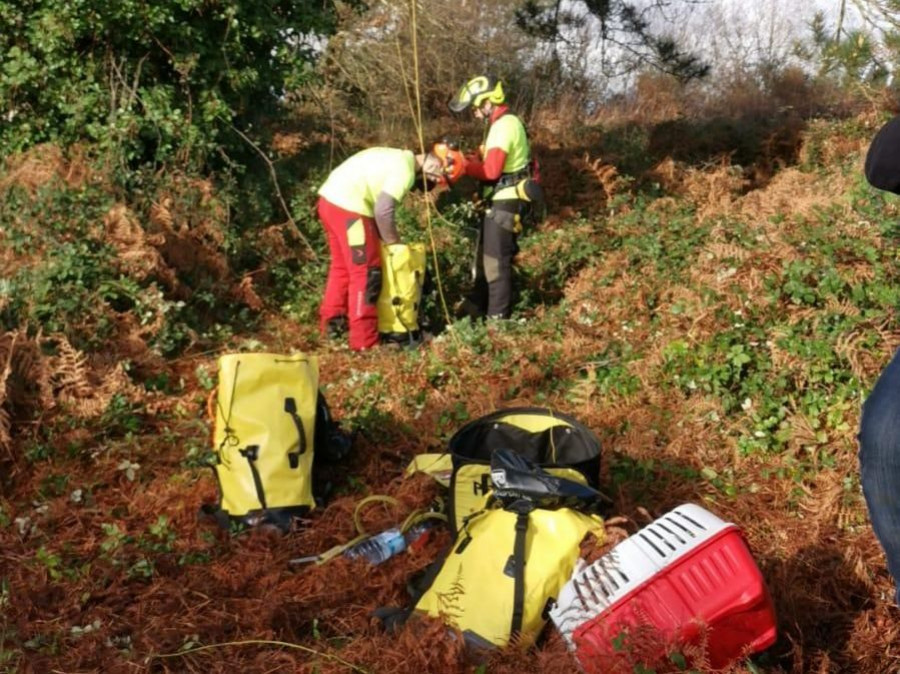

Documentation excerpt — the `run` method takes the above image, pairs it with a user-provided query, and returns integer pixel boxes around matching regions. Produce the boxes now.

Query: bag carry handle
[284,397,308,467]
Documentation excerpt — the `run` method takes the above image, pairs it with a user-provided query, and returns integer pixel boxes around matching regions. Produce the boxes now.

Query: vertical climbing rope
[406,0,460,346]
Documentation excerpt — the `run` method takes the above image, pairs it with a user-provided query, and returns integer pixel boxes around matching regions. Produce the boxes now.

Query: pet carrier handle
[284,397,308,468]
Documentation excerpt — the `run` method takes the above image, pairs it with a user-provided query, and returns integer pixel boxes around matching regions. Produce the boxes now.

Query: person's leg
[459,220,488,319]
[318,198,350,334]
[859,347,900,604]
[345,215,381,350]
[482,205,519,319]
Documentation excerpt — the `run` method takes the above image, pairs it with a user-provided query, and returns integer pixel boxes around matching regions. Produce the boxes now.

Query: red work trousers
[318,197,382,350]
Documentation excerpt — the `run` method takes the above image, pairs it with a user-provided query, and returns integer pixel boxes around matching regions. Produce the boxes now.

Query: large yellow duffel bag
[209,352,349,530]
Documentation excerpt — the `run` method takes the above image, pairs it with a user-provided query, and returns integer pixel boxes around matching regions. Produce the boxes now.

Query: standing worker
[317,146,461,350]
[449,75,541,320]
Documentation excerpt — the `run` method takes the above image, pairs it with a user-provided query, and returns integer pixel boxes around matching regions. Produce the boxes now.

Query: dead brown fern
[0,331,17,458]
[0,143,92,194]
[576,152,623,200]
[146,176,230,285]
[0,144,65,193]
[683,160,747,218]
[834,328,870,381]
[0,329,60,460]
[256,225,296,264]
[47,336,143,418]
[105,204,178,289]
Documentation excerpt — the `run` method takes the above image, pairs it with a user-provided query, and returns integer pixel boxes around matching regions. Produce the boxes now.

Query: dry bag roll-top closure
[446,407,602,535]
[210,353,329,530]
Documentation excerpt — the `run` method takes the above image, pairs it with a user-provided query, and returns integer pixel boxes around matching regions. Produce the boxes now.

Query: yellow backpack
[209,353,348,530]
[414,503,605,648]
[447,408,601,535]
[378,242,427,342]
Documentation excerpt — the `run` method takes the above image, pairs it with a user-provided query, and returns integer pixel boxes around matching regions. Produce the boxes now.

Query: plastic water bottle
[344,521,435,565]
[344,527,407,565]
[403,521,434,551]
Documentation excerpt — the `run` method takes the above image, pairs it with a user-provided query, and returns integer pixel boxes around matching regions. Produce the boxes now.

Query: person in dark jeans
[859,347,900,604]
[859,116,900,604]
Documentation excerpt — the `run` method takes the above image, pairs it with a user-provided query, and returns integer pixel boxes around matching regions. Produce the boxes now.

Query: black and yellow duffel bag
[377,242,427,344]
[207,352,350,530]
[447,407,601,534]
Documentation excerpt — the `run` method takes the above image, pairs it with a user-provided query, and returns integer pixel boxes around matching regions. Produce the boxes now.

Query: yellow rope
[400,508,448,534]
[352,494,401,535]
[295,492,448,565]
[293,495,401,564]
[149,639,369,673]
[407,0,461,350]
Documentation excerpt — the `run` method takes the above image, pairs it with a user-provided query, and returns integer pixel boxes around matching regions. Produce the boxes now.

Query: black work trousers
[467,201,520,319]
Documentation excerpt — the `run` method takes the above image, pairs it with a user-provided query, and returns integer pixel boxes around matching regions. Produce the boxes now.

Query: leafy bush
[0,0,358,166]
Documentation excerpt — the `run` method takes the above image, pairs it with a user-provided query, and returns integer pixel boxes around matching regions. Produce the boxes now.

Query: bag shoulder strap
[509,502,532,638]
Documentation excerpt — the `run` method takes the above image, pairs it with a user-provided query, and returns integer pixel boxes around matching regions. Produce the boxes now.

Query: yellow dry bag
[378,242,426,342]
[210,353,321,529]
[414,504,605,648]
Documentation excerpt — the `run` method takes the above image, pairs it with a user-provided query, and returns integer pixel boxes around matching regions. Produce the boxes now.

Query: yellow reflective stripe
[496,413,571,434]
[491,185,519,201]
[515,180,530,201]
[347,219,365,247]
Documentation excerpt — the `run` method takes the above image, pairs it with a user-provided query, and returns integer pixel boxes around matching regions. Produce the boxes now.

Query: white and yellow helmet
[448,75,505,113]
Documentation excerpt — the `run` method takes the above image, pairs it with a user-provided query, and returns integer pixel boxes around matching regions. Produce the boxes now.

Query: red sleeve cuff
[466,148,507,182]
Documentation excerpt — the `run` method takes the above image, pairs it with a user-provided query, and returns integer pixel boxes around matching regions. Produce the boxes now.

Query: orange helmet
[432,141,466,185]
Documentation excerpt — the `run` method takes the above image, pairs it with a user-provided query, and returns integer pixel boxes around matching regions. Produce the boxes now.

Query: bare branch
[228,123,319,260]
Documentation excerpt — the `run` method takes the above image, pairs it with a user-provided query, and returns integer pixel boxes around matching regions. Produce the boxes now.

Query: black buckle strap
[472,472,491,496]
[238,445,267,509]
[509,500,533,639]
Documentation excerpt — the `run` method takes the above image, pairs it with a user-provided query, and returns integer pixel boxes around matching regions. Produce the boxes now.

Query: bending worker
[317,146,460,350]
[449,75,539,320]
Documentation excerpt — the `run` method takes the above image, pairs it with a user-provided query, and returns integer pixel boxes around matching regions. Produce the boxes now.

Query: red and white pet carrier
[550,504,777,672]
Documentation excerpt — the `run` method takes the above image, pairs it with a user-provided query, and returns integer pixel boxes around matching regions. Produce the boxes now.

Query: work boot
[453,297,485,321]
[325,315,349,340]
